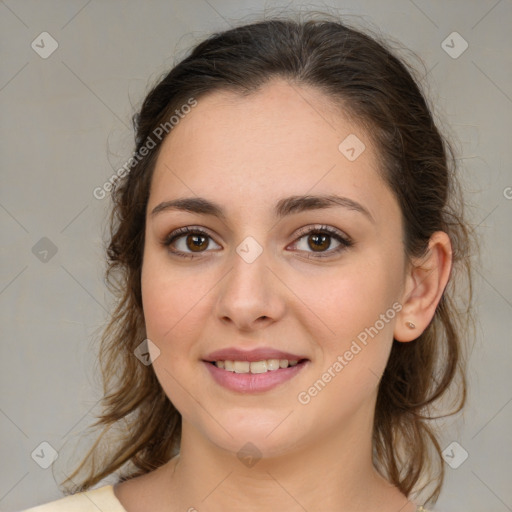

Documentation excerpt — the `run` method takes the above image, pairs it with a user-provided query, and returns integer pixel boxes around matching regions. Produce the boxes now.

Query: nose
[214,246,286,332]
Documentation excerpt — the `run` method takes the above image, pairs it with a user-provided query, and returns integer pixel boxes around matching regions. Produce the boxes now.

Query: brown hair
[62,13,473,505]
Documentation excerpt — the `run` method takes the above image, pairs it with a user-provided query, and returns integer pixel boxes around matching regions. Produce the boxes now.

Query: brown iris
[186,233,209,252]
[308,233,330,252]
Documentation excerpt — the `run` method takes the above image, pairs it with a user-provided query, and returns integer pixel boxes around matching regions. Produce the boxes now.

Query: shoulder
[20,485,127,512]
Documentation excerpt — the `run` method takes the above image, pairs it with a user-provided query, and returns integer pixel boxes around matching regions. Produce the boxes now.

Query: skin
[113,79,452,512]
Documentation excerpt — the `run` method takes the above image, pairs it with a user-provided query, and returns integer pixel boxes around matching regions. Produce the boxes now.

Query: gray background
[1,1,511,511]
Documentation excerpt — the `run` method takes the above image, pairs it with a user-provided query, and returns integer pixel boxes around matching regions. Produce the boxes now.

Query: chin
[196,411,307,461]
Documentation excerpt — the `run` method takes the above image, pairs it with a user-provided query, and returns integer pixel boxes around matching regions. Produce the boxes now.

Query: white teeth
[267,359,280,371]
[250,360,267,373]
[214,358,300,373]
[233,361,250,373]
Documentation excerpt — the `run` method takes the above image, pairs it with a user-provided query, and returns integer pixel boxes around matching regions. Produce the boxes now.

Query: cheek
[141,255,186,336]
[293,258,403,385]
[140,252,219,359]
[298,262,401,338]
[292,266,401,420]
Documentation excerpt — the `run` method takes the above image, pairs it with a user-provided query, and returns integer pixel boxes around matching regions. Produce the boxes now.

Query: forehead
[156,80,367,166]
[149,79,396,221]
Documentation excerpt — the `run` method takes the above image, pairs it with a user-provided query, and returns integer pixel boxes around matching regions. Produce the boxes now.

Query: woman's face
[141,79,407,457]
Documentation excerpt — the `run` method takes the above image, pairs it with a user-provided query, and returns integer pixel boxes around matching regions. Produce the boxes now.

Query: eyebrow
[150,194,374,223]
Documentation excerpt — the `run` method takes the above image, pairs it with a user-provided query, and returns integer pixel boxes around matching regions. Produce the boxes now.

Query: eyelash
[162,225,353,260]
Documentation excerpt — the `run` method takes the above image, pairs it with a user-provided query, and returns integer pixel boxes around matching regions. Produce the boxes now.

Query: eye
[289,225,353,258]
[163,227,221,258]
[163,224,353,260]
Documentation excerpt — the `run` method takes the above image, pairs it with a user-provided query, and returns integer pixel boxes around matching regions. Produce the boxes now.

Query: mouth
[202,358,310,393]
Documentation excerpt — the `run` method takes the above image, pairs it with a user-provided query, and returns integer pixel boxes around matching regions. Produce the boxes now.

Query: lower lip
[203,360,308,393]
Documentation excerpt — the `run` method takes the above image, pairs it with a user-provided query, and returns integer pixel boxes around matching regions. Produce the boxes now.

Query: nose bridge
[215,239,283,329]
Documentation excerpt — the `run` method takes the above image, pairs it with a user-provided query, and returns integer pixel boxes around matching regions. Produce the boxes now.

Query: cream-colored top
[20,484,431,511]
[20,485,127,512]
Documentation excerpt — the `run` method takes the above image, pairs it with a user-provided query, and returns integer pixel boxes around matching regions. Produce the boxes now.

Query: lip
[203,347,308,363]
[203,359,309,393]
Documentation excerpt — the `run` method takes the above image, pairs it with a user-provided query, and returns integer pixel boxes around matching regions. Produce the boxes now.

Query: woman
[24,13,472,512]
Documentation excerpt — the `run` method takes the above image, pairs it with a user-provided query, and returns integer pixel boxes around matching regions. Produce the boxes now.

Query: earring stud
[406,321,416,329]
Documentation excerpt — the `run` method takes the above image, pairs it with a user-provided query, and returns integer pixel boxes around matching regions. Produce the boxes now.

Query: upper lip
[203,347,308,363]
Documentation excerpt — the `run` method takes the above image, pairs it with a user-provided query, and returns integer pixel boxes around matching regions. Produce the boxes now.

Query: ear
[394,231,453,342]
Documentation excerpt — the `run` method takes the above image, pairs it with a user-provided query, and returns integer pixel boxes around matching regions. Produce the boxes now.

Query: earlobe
[394,231,453,342]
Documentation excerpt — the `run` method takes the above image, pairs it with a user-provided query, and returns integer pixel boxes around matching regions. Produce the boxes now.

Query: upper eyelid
[294,224,351,241]
[164,226,218,244]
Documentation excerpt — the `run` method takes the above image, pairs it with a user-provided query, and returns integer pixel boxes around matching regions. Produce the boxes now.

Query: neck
[156,401,415,512]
